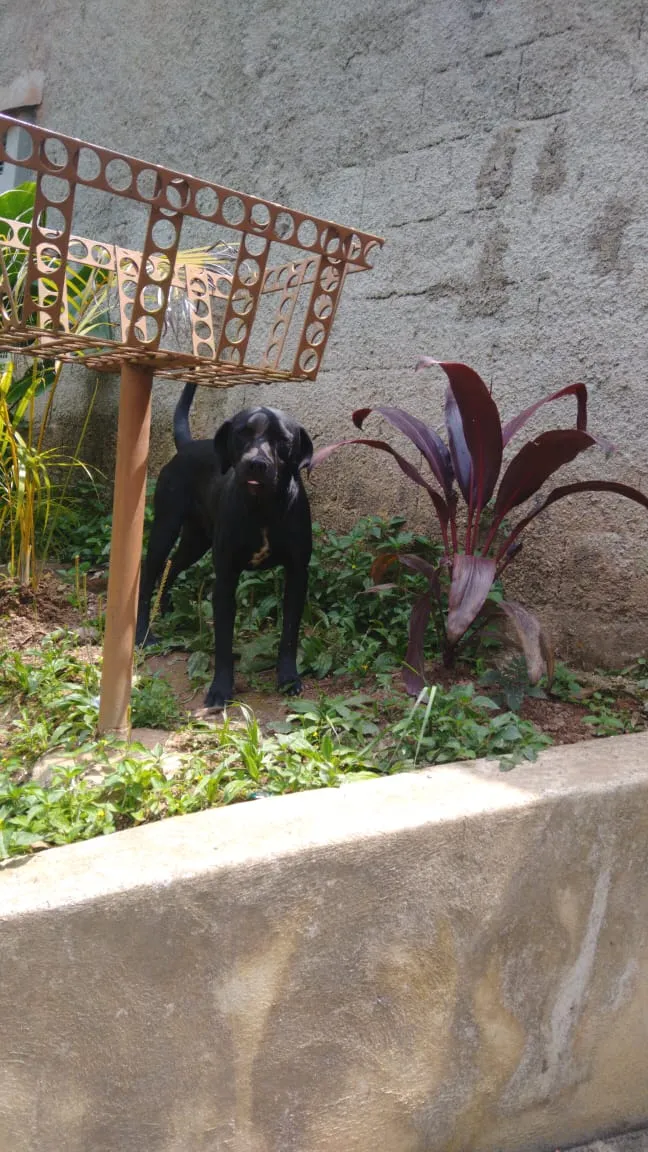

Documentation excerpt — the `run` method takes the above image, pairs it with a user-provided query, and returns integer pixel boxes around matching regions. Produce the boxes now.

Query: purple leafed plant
[310,360,648,695]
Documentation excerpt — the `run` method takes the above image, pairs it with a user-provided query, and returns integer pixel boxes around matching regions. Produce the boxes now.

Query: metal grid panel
[0,113,382,388]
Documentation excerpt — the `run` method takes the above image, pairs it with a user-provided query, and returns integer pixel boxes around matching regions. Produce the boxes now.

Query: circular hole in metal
[35,273,59,302]
[324,230,341,256]
[225,317,247,344]
[42,137,69,170]
[279,298,293,316]
[151,218,178,251]
[271,320,286,340]
[197,341,212,358]
[214,276,232,298]
[91,243,112,266]
[320,265,341,293]
[122,280,137,299]
[119,256,139,276]
[195,321,212,340]
[41,174,72,204]
[231,287,254,316]
[274,212,294,241]
[266,343,280,362]
[193,298,209,317]
[68,238,89,261]
[134,315,159,343]
[222,195,246,227]
[164,178,191,210]
[346,233,363,260]
[306,321,326,346]
[251,202,271,229]
[5,126,33,162]
[124,301,134,319]
[37,206,66,236]
[140,285,164,314]
[77,146,101,181]
[38,243,62,265]
[219,346,241,364]
[297,219,317,248]
[194,186,219,218]
[299,348,319,373]
[313,294,333,320]
[244,233,266,257]
[238,259,260,287]
[147,254,171,283]
[105,157,133,192]
[136,168,160,200]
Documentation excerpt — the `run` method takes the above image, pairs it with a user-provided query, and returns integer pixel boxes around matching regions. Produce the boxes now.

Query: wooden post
[97,362,154,734]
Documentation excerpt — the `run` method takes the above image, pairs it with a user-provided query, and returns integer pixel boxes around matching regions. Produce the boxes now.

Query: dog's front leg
[205,568,239,708]
[277,560,309,695]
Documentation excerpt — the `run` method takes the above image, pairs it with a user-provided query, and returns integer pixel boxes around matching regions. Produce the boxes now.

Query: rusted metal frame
[126,205,183,350]
[261,259,311,370]
[114,249,141,347]
[0,114,382,269]
[215,237,270,367]
[0,246,20,326]
[185,268,216,360]
[291,254,345,379]
[22,167,77,331]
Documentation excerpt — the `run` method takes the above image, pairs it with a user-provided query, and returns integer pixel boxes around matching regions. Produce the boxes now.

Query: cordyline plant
[310,360,648,694]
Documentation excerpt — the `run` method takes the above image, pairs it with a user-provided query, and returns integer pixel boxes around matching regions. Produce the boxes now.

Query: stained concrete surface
[3,1,648,665]
[569,1133,648,1152]
[2,732,648,1152]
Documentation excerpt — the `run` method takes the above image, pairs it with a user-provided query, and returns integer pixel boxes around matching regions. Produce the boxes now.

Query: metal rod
[97,362,153,734]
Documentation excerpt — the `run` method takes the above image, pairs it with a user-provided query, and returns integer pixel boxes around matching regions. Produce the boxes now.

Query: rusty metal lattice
[0,114,383,386]
[0,114,383,735]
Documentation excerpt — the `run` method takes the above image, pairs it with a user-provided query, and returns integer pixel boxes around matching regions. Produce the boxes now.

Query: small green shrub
[131,673,184,729]
[155,516,445,683]
[386,682,552,770]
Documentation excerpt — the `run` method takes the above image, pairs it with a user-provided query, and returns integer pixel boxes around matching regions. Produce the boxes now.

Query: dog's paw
[204,683,233,710]
[278,675,303,697]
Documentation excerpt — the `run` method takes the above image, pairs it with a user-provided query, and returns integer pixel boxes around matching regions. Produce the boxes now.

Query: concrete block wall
[4,0,648,663]
[2,734,648,1151]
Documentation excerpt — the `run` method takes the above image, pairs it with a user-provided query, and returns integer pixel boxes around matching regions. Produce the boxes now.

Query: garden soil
[0,571,631,747]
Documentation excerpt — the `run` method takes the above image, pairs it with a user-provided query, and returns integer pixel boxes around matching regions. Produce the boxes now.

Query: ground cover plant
[2,506,647,860]
[310,360,648,694]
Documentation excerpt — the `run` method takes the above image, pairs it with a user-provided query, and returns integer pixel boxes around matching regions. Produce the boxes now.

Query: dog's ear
[293,426,313,472]
[213,419,233,474]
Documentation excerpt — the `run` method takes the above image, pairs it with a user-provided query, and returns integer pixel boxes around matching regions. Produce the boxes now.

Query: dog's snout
[248,456,269,477]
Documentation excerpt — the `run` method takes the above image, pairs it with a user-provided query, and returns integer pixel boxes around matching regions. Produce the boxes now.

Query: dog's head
[213,407,313,496]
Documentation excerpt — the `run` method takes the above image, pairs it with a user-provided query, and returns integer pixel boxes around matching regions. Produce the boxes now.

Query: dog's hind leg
[136,512,185,646]
[158,522,210,615]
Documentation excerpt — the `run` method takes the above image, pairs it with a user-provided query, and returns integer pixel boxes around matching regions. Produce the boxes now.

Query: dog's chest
[250,527,271,567]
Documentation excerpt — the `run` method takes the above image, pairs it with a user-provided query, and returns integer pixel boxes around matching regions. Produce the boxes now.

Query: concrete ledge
[2,733,648,1152]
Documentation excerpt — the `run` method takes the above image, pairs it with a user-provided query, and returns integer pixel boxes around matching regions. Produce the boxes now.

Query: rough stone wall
[4,0,648,664]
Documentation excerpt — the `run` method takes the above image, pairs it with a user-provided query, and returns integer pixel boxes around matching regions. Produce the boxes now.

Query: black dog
[135,382,313,708]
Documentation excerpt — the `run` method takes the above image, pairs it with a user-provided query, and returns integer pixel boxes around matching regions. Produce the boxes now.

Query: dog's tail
[173,381,197,449]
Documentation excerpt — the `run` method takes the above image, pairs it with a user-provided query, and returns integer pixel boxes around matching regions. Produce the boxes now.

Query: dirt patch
[144,648,601,743]
[0,569,101,649]
[520,696,590,744]
[143,652,353,727]
[0,572,641,748]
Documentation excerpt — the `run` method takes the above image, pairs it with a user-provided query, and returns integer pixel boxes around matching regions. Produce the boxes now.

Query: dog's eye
[277,441,291,461]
